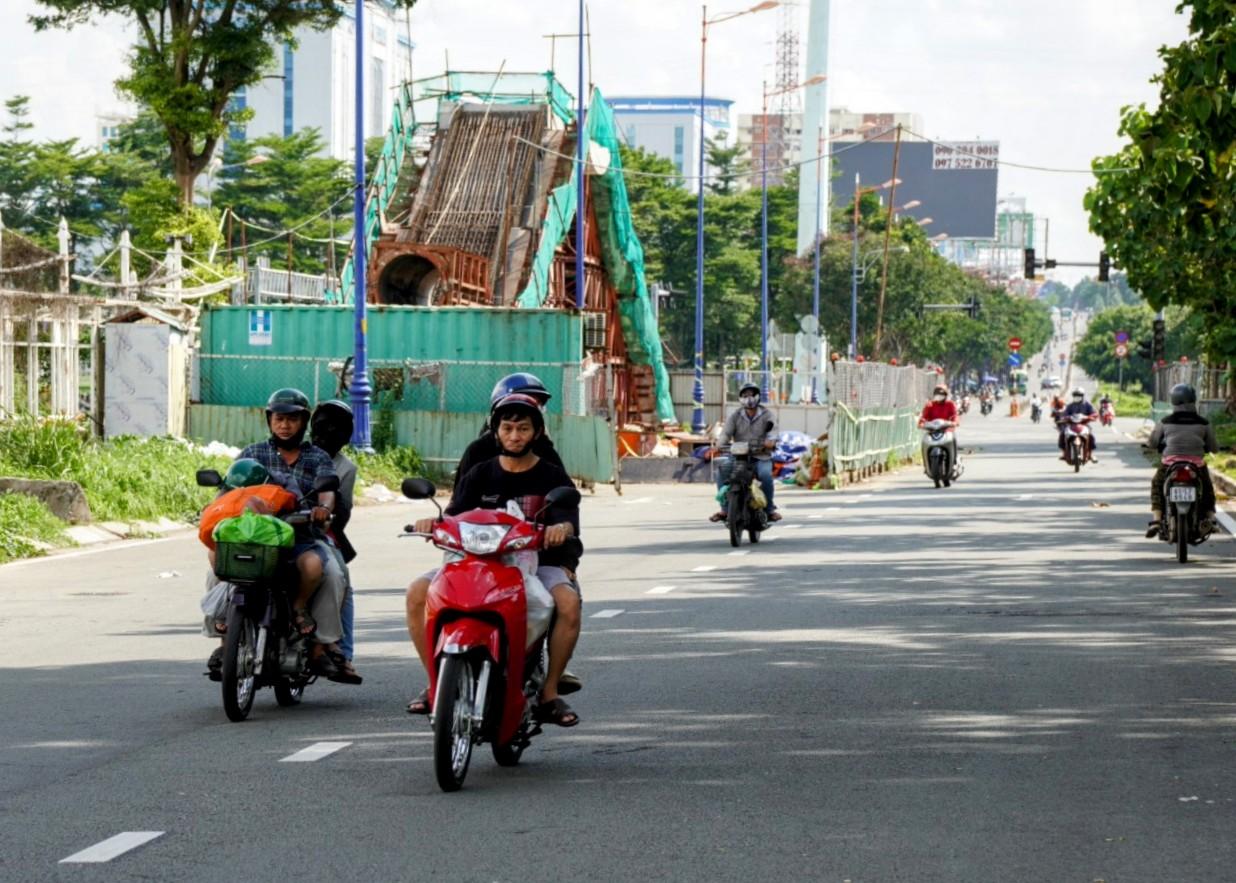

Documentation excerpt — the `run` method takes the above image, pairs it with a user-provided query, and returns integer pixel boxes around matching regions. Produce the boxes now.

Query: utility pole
[873,124,902,357]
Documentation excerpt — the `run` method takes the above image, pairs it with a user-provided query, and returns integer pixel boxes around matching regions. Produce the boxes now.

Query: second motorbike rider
[709,383,781,523]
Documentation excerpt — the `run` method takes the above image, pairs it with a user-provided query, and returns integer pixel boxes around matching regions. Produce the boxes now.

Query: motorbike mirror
[545,485,582,509]
[313,474,340,494]
[196,469,223,488]
[401,477,437,500]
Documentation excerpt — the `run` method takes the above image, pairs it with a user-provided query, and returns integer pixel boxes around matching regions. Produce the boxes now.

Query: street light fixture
[760,73,826,392]
[916,216,934,226]
[692,1,780,432]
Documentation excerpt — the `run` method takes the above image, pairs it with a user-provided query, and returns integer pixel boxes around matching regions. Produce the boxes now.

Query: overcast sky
[1,0,1189,283]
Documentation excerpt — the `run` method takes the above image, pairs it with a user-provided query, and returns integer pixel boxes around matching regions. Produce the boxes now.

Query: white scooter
[921,419,961,488]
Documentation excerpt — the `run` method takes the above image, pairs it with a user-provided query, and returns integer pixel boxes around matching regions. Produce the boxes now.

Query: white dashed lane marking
[279,742,352,763]
[727,550,750,556]
[60,832,165,864]
[690,565,717,573]
[808,515,824,520]
[647,585,678,594]
[782,524,801,530]
[591,609,625,618]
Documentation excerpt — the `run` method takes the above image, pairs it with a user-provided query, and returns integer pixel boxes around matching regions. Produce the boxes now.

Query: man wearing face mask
[1057,387,1098,462]
[709,383,781,523]
[919,383,961,473]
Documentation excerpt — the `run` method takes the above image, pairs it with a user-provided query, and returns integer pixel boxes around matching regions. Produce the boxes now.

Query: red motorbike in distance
[1099,401,1115,426]
[400,477,581,792]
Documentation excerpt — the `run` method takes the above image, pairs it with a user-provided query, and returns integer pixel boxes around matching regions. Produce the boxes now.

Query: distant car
[1041,376,1062,390]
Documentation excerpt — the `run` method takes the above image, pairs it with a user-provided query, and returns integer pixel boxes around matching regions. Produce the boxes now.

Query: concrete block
[0,478,92,523]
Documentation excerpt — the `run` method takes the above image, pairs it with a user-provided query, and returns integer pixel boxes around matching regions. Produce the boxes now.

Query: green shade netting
[517,87,675,423]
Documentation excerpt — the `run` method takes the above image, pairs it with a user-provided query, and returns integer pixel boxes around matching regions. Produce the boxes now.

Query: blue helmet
[490,372,552,408]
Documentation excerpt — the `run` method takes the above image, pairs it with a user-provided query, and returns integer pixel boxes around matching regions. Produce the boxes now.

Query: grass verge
[1095,386,1153,419]
[0,493,74,564]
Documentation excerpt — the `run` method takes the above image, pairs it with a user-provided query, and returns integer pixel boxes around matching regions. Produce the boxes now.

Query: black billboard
[829,140,999,239]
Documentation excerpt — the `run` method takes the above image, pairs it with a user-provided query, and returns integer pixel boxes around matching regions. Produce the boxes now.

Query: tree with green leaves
[31,0,417,208]
[704,132,750,196]
[215,128,350,275]
[1074,304,1204,392]
[1085,0,1236,366]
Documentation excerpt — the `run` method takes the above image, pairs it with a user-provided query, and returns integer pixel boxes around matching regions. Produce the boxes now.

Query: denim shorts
[291,540,329,566]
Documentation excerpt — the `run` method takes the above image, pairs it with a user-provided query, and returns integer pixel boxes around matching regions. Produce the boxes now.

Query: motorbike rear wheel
[1176,513,1189,563]
[433,656,476,792]
[221,606,257,723]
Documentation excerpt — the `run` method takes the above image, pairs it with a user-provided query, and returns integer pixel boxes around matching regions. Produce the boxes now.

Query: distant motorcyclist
[1057,387,1098,462]
[709,382,780,522]
[919,383,960,468]
[1145,384,1218,538]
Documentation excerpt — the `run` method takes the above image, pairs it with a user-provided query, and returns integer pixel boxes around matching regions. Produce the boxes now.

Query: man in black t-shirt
[405,393,583,727]
[452,372,565,493]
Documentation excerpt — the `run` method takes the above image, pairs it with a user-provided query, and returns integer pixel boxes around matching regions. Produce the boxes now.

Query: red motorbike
[400,477,581,792]
[1099,402,1115,426]
[1158,455,1213,563]
[1059,413,1095,472]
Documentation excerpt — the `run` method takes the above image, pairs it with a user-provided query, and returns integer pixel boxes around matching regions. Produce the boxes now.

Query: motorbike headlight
[458,522,511,555]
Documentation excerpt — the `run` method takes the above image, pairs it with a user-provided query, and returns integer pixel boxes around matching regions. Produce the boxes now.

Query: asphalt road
[3,406,1236,881]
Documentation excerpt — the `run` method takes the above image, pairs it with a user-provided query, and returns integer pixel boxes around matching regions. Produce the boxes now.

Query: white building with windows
[235,1,413,159]
[606,96,734,194]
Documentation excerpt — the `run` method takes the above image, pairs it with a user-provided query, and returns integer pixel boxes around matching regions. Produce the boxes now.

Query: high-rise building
[236,1,413,160]
[95,112,133,153]
[735,107,924,190]
[606,96,734,194]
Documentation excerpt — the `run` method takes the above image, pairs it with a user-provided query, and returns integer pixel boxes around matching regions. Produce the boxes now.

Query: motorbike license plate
[1169,486,1197,503]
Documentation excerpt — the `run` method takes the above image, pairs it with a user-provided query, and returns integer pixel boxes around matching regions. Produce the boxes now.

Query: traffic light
[1024,247,1036,279]
[1098,251,1110,282]
[1136,338,1153,360]
[1151,317,1166,363]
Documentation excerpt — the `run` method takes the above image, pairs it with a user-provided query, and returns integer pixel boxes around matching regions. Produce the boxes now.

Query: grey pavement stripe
[60,832,165,864]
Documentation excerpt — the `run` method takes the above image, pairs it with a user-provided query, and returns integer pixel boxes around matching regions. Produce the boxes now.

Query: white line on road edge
[622,496,654,505]
[690,566,716,573]
[647,585,678,594]
[808,514,824,520]
[1216,509,1236,537]
[591,609,625,618]
[727,550,750,556]
[279,741,352,763]
[60,832,164,864]
[782,523,801,529]
[3,536,178,569]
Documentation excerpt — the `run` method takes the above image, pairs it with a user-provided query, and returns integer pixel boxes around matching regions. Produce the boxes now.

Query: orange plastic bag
[198,485,297,550]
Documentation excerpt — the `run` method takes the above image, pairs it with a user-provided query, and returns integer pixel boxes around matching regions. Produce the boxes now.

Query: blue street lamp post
[350,0,373,450]
[693,2,779,432]
[849,172,859,359]
[761,73,825,393]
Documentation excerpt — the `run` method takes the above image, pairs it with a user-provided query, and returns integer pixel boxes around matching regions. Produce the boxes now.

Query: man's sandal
[325,649,363,685]
[291,608,316,638]
[407,687,431,715]
[533,697,580,727]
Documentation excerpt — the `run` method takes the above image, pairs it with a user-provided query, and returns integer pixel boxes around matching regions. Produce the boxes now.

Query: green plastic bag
[213,510,294,547]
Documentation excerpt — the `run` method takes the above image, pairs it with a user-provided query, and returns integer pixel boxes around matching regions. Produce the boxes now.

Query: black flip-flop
[406,687,431,715]
[534,697,580,728]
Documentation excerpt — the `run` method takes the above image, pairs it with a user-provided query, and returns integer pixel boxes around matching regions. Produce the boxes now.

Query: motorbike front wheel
[433,656,476,792]
[221,606,258,722]
[1176,513,1189,563]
